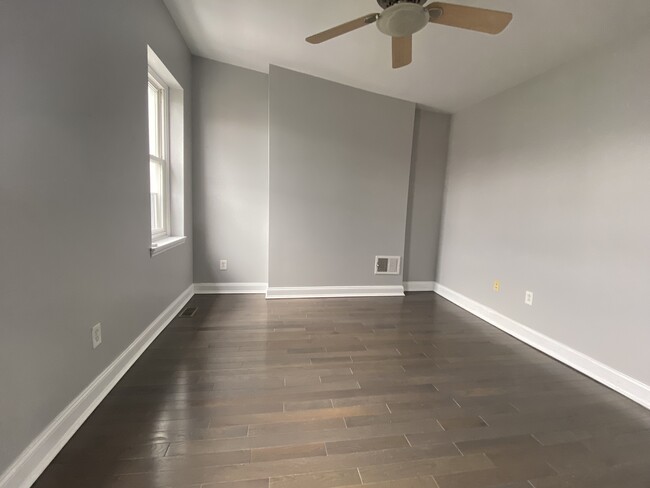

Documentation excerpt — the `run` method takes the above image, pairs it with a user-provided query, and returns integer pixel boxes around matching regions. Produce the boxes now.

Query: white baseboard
[433,282,650,410]
[0,284,194,488]
[404,281,435,292]
[266,285,405,299]
[194,282,267,294]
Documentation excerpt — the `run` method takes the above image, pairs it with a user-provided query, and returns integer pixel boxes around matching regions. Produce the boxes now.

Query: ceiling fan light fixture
[376,3,429,37]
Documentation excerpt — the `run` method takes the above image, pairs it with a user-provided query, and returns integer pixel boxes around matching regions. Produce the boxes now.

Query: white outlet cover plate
[92,323,102,349]
[220,260,228,270]
[525,291,534,306]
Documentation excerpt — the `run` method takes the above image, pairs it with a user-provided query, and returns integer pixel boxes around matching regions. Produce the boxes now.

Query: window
[147,46,186,256]
[148,69,169,239]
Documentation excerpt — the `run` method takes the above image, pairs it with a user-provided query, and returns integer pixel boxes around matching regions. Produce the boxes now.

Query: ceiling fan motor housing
[377,0,426,8]
[376,2,430,37]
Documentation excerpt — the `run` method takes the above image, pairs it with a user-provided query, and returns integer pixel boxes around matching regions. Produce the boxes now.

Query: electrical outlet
[220,259,228,271]
[525,291,534,306]
[493,280,500,292]
[92,323,102,349]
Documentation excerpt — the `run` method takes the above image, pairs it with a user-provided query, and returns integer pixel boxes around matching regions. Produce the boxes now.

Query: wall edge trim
[266,285,405,299]
[404,281,435,292]
[193,282,268,294]
[433,282,650,410]
[0,284,195,488]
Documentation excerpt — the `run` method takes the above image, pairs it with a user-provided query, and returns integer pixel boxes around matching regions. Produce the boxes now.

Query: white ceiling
[163,0,650,113]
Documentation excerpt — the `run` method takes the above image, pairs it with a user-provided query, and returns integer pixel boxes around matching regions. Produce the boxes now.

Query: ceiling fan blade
[426,2,512,34]
[392,36,412,69]
[306,13,379,44]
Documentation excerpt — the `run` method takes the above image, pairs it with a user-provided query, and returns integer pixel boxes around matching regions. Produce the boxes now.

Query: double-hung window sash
[148,70,169,240]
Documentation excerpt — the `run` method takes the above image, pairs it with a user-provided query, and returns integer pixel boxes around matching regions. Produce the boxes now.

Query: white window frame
[148,68,171,241]
[147,46,186,257]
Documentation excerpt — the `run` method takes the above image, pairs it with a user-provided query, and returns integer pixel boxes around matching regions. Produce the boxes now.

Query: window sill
[150,236,186,257]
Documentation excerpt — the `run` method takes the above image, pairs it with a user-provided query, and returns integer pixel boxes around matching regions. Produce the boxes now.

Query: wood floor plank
[358,453,495,483]
[201,481,270,488]
[251,443,326,463]
[248,418,346,436]
[437,416,488,431]
[325,435,410,455]
[336,476,439,487]
[269,468,361,488]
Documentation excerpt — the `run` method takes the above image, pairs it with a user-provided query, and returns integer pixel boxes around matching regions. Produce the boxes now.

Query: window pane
[150,159,164,233]
[148,82,160,157]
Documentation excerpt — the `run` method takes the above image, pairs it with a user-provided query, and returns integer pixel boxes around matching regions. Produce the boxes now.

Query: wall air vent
[375,256,401,275]
[179,306,197,318]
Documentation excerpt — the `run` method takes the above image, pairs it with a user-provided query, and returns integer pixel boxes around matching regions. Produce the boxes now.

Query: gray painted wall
[438,29,650,386]
[268,66,415,288]
[404,109,451,283]
[192,57,269,284]
[0,0,192,474]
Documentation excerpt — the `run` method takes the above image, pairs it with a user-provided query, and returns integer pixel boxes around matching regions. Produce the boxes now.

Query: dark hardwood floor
[33,293,650,487]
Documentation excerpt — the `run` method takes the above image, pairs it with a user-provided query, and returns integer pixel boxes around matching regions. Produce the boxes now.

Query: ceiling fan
[306,0,513,69]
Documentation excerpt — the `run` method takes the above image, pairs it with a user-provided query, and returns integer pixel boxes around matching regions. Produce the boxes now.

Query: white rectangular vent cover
[375,256,401,275]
